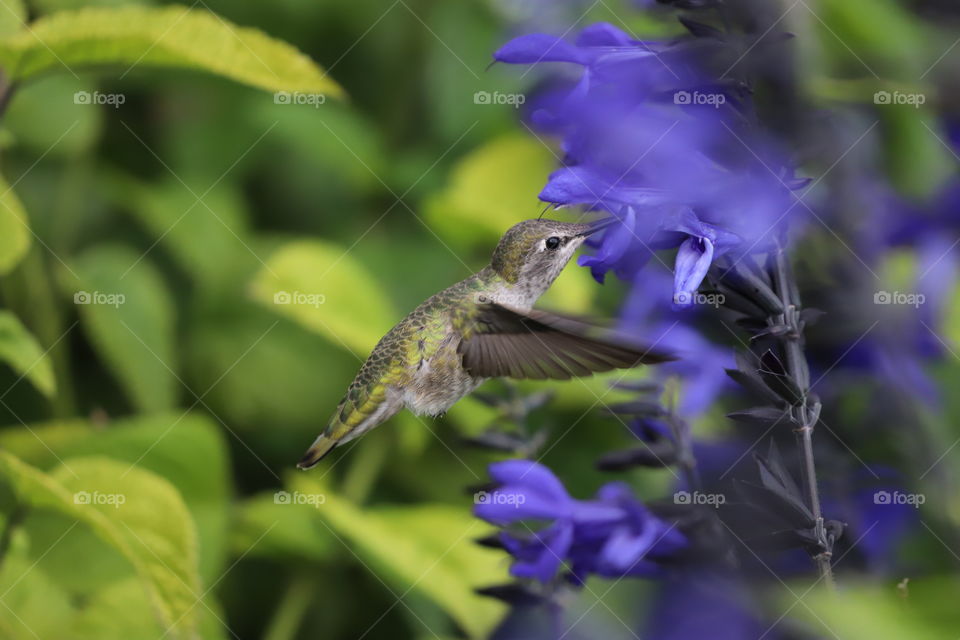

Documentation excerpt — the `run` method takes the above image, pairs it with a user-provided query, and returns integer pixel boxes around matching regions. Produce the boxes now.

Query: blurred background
[0,0,960,638]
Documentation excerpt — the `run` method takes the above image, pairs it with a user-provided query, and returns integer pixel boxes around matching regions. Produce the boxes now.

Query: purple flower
[819,467,920,574]
[823,175,959,404]
[474,460,686,582]
[618,268,735,415]
[494,22,801,303]
[644,572,768,640]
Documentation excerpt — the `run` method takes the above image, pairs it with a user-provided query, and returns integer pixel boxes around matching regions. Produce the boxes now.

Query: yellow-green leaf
[0,310,56,397]
[291,474,507,639]
[0,551,75,640]
[0,175,30,276]
[58,245,177,412]
[250,239,396,355]
[0,0,25,37]
[0,412,231,584]
[424,134,555,248]
[71,577,229,640]
[0,453,202,639]
[0,5,344,97]
[791,578,960,639]
[30,0,153,15]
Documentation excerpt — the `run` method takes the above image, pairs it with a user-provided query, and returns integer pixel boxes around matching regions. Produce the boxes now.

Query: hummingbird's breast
[392,275,493,416]
[401,331,484,416]
[335,268,535,425]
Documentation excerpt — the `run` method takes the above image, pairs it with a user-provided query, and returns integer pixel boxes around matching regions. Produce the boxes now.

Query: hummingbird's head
[490,218,615,290]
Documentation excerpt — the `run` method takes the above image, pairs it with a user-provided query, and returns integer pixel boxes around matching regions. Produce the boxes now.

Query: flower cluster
[493,22,803,306]
[832,175,960,404]
[474,460,686,583]
[473,0,951,635]
[617,267,734,415]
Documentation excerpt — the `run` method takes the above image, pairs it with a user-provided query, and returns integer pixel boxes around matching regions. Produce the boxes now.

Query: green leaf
[880,108,953,197]
[0,5,344,97]
[791,578,960,639]
[183,303,356,451]
[252,99,387,194]
[291,474,508,639]
[0,551,76,640]
[69,577,170,640]
[812,0,950,196]
[249,239,396,354]
[30,0,153,15]
[0,310,56,397]
[0,412,231,584]
[0,0,25,37]
[71,577,229,640]
[0,536,222,639]
[0,453,203,639]
[814,0,927,78]
[233,493,333,563]
[58,245,177,412]
[4,74,104,158]
[106,172,256,293]
[424,134,555,248]
[0,174,31,276]
[0,545,225,640]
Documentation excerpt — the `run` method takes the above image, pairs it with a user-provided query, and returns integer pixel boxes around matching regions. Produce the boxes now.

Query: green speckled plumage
[297,218,663,469]
[326,269,497,440]
[491,222,552,283]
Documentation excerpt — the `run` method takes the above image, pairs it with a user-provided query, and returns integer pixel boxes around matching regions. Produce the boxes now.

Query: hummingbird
[297,217,672,469]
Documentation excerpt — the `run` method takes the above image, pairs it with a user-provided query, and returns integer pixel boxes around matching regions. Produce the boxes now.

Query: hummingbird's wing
[458,303,673,380]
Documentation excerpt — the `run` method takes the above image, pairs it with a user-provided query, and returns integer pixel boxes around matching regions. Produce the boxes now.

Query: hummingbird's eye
[545,236,562,250]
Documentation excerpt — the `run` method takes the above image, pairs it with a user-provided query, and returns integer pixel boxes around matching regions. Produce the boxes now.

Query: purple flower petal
[575,22,634,47]
[474,489,571,525]
[599,523,659,571]
[475,461,687,583]
[494,33,589,65]
[474,460,575,525]
[487,460,569,501]
[673,235,714,306]
[539,166,669,210]
[504,521,574,582]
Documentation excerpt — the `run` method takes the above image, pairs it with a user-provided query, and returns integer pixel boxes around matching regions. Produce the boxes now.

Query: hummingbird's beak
[576,217,619,237]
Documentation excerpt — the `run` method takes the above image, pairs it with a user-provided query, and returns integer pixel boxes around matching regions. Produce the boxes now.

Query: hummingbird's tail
[296,434,339,470]
[298,388,403,470]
